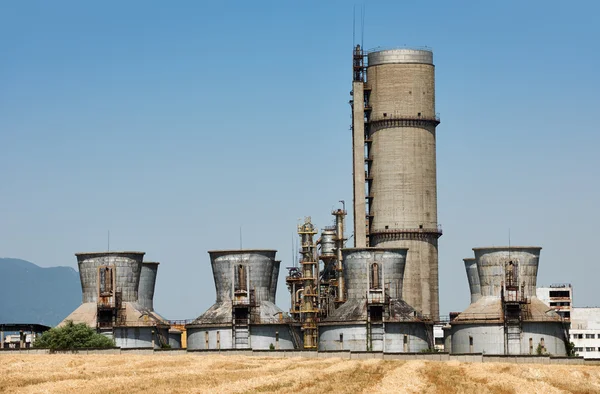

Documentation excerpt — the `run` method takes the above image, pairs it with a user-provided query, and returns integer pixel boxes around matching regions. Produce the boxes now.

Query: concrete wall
[451,324,505,354]
[451,323,567,356]
[521,322,567,356]
[319,323,429,352]
[319,324,366,351]
[187,325,295,350]
[384,323,430,353]
[76,252,145,303]
[250,325,295,350]
[114,327,155,349]
[138,262,159,310]
[187,327,234,350]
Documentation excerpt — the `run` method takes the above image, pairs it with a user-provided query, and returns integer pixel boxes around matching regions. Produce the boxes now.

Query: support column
[352,81,366,247]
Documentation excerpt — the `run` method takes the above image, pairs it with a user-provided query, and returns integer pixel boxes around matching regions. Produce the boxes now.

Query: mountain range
[0,258,81,327]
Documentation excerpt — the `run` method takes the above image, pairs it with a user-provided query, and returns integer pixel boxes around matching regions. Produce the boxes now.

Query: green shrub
[269,343,275,350]
[566,341,578,357]
[34,321,115,350]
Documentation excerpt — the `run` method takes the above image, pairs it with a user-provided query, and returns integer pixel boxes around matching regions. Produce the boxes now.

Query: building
[186,250,298,350]
[450,247,569,355]
[351,46,441,319]
[537,284,572,320]
[569,308,600,358]
[60,252,171,348]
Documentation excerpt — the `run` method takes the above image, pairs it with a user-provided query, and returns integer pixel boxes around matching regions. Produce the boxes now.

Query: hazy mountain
[0,258,81,327]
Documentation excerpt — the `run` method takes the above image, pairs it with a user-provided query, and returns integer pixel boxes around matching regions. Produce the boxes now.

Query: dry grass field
[1,354,600,393]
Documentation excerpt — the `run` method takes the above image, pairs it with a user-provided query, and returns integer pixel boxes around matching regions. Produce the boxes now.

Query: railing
[365,45,433,54]
[370,225,443,236]
[168,320,194,326]
[452,313,568,323]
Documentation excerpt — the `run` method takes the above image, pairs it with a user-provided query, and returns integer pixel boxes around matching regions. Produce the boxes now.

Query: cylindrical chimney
[365,48,441,320]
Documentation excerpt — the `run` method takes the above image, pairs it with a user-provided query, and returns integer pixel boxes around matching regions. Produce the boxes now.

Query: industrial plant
[60,252,172,348]
[49,45,571,356]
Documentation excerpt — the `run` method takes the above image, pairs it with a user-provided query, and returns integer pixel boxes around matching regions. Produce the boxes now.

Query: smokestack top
[75,251,145,258]
[368,48,433,66]
[472,246,542,252]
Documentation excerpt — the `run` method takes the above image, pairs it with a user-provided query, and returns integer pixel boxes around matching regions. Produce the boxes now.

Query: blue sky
[1,1,599,319]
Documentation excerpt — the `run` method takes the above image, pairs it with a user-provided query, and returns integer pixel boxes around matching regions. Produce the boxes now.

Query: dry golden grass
[1,354,600,393]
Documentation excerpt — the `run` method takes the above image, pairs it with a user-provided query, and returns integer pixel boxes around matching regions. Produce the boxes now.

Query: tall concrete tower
[351,47,441,319]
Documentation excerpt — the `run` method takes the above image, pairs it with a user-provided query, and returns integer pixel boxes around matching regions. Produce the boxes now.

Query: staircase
[233,308,250,349]
[288,324,302,350]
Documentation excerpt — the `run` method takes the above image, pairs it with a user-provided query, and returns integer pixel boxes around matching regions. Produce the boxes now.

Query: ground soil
[1,354,599,393]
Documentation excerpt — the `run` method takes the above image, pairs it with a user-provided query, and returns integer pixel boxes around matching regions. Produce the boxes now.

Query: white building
[536,284,572,320]
[570,308,600,359]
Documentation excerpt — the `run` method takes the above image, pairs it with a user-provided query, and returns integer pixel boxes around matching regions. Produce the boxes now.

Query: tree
[34,321,115,350]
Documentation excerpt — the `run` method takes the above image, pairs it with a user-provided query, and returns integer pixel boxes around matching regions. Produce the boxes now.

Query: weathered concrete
[76,252,145,303]
[187,250,291,351]
[138,262,159,311]
[352,80,367,248]
[474,247,541,298]
[463,258,481,304]
[319,248,430,352]
[364,49,440,320]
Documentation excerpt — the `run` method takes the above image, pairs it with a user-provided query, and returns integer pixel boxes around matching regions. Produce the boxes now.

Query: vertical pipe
[335,209,346,303]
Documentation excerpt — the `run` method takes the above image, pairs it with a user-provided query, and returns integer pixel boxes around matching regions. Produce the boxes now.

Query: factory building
[569,308,600,358]
[60,252,171,349]
[351,46,441,320]
[186,250,298,350]
[450,247,569,355]
[537,284,572,321]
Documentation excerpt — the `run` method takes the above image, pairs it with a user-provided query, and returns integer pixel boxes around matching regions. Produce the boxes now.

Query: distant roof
[0,323,51,332]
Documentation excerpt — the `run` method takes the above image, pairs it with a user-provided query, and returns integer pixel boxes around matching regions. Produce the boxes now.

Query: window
[586,347,595,352]
[577,334,584,339]
[574,347,584,352]
[370,263,380,289]
[549,290,570,298]
[339,333,343,343]
[587,334,595,339]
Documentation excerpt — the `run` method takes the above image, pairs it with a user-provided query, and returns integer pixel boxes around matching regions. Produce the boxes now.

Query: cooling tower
[77,251,145,303]
[138,262,159,311]
[451,247,568,356]
[60,251,170,349]
[319,248,431,352]
[474,247,540,298]
[186,250,296,350]
[463,258,481,304]
[352,47,441,319]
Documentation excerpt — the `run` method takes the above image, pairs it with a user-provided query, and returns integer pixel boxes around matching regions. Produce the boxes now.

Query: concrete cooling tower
[60,252,171,349]
[319,248,432,352]
[450,247,569,355]
[186,250,298,350]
